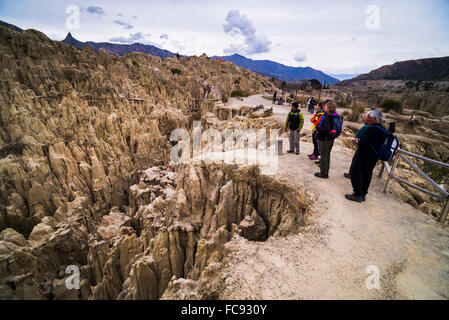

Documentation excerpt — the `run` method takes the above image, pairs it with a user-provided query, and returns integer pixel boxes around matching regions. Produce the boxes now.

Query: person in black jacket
[346,110,386,202]
[315,100,338,178]
[285,102,305,155]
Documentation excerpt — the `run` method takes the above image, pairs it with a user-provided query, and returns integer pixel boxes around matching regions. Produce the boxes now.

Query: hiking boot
[362,195,366,201]
[314,172,328,178]
[314,161,320,165]
[344,173,351,179]
[345,194,362,203]
[307,153,313,157]
[296,152,300,155]
[309,155,318,160]
[287,150,295,153]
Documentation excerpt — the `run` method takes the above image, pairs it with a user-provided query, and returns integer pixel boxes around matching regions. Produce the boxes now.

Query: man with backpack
[315,100,342,178]
[343,113,370,178]
[346,110,388,202]
[285,102,304,155]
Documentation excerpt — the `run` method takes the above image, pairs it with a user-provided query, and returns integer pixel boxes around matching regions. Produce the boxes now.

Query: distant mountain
[212,54,340,85]
[330,74,359,81]
[0,20,23,32]
[63,32,178,58]
[345,56,449,82]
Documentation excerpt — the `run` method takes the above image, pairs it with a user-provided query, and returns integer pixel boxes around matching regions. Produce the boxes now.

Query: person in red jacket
[308,102,324,161]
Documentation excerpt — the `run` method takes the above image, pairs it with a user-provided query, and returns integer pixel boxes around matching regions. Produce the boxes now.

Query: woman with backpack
[315,100,340,179]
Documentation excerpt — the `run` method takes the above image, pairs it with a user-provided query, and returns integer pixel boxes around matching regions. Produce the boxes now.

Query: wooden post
[378,162,385,178]
[276,139,283,156]
[383,151,400,193]
[440,198,449,224]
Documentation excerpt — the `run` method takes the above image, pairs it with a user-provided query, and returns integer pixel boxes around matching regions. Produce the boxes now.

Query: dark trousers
[319,139,334,176]
[349,151,378,196]
[312,131,320,157]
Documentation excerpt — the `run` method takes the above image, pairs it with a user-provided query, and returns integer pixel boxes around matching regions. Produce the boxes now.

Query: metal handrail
[379,148,449,223]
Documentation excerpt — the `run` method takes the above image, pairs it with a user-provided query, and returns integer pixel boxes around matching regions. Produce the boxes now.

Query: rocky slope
[330,80,449,117]
[0,24,295,299]
[342,56,449,82]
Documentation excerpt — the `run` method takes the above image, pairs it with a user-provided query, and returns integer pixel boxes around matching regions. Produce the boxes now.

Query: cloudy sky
[1,0,448,76]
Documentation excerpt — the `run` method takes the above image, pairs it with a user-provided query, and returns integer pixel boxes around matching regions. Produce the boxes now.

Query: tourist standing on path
[309,102,325,161]
[344,113,370,179]
[345,110,386,202]
[272,91,277,104]
[308,97,316,114]
[315,100,338,178]
[285,102,304,155]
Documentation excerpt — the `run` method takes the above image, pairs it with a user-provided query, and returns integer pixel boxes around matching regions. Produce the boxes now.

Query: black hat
[323,99,331,104]
[292,102,299,108]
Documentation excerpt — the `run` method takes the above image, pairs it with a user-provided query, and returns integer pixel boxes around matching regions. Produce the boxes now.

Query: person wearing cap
[285,102,304,155]
[345,110,386,202]
[343,112,370,178]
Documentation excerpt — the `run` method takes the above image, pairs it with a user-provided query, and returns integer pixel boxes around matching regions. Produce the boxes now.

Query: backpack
[371,125,399,161]
[331,115,344,138]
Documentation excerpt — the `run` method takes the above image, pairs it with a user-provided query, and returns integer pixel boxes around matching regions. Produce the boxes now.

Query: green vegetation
[381,98,403,114]
[423,82,434,91]
[170,68,182,76]
[420,162,449,186]
[0,142,27,159]
[230,89,249,98]
[336,100,349,109]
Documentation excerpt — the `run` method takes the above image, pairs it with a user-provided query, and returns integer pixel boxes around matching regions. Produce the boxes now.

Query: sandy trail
[219,94,449,300]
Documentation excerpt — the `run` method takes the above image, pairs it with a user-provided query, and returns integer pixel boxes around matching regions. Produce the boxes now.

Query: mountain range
[62,32,178,58]
[212,54,340,85]
[3,20,447,85]
[0,20,339,84]
[340,56,449,84]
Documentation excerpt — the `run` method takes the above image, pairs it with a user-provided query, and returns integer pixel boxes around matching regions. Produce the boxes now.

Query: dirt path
[219,95,449,300]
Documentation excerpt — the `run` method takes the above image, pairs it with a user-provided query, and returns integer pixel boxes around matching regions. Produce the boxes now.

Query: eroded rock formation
[0,25,308,300]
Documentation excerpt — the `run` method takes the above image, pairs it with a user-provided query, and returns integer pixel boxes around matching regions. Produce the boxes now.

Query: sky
[1,0,448,75]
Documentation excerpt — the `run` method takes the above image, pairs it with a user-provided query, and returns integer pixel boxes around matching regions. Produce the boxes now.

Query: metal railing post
[383,151,400,193]
[440,198,449,224]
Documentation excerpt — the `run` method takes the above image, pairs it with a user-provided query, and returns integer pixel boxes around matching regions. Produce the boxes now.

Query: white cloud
[222,9,271,55]
[86,6,105,15]
[109,32,145,44]
[114,20,133,29]
[294,51,307,62]
[2,0,449,74]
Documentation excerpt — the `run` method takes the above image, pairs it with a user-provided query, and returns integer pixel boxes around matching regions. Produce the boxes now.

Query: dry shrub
[346,103,366,122]
[381,99,403,114]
